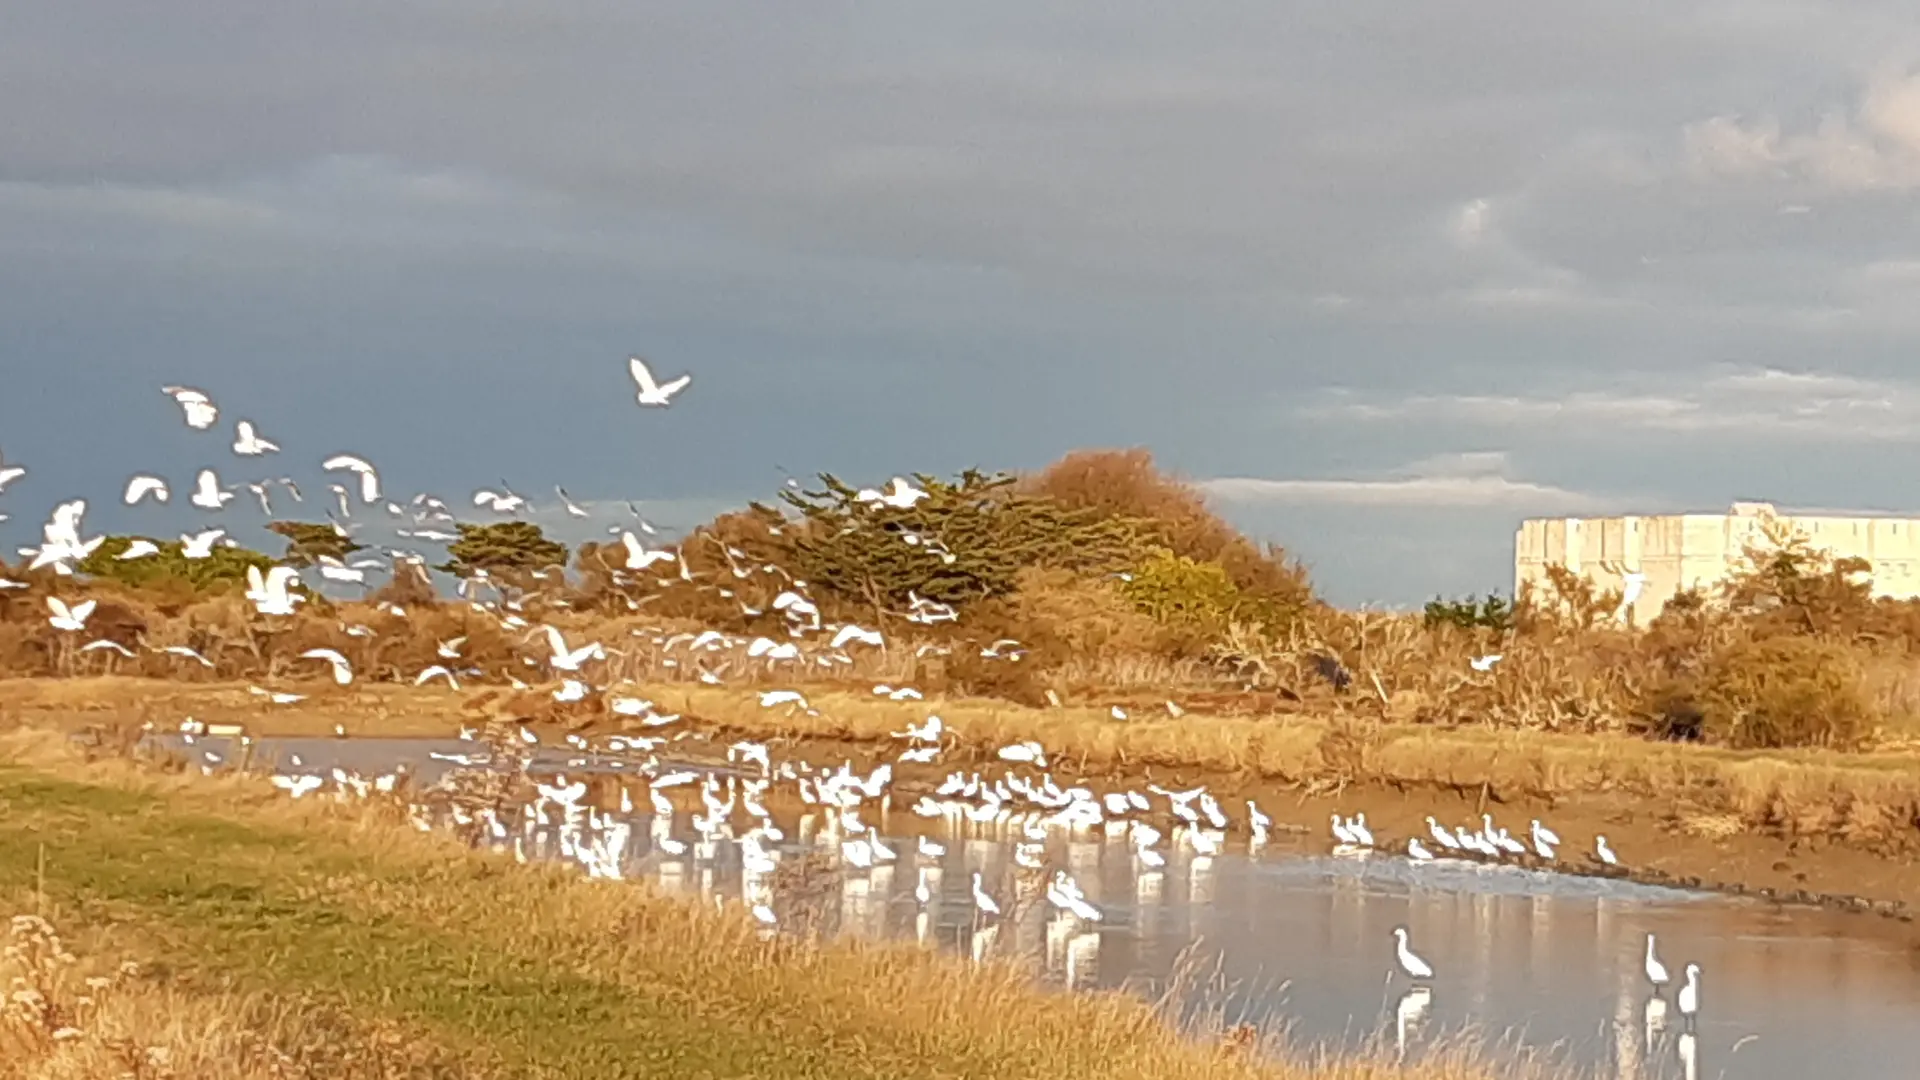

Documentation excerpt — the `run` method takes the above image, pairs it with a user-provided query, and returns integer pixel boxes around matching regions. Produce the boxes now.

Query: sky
[7,3,1920,606]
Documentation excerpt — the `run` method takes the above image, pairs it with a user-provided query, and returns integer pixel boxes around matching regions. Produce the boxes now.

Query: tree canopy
[76,536,274,593]
[435,522,569,580]
[266,521,365,567]
[766,469,1143,614]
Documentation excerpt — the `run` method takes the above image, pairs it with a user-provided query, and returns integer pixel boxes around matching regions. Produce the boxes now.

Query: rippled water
[151,734,1920,1079]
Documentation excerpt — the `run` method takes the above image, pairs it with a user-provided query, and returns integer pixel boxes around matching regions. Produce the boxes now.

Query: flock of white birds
[2,354,1709,1074]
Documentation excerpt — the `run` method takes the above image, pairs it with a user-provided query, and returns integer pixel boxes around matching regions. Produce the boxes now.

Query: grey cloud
[1295,365,1920,443]
[13,3,1920,607]
[1202,451,1631,514]
[8,1,1918,311]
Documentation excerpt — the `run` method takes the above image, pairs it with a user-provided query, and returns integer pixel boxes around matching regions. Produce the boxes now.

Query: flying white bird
[46,597,97,633]
[190,469,233,510]
[117,539,161,561]
[28,500,103,572]
[162,386,218,429]
[628,355,692,406]
[0,450,23,493]
[474,489,526,514]
[555,487,590,518]
[232,420,279,455]
[315,555,364,583]
[618,531,674,570]
[159,645,214,668]
[1470,654,1502,672]
[542,626,604,671]
[855,477,928,509]
[245,565,303,616]
[1616,571,1648,622]
[123,475,170,505]
[830,624,884,649]
[321,455,381,503]
[81,639,135,657]
[179,529,226,559]
[300,648,354,685]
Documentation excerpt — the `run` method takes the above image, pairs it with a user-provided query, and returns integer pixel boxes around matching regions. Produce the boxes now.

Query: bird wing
[628,356,659,394]
[72,600,96,622]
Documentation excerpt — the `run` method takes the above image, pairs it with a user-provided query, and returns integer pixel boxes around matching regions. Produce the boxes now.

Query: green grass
[0,738,1555,1080]
[0,768,875,1078]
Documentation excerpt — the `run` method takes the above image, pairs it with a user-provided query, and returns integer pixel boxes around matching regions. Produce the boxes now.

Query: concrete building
[1513,501,1920,627]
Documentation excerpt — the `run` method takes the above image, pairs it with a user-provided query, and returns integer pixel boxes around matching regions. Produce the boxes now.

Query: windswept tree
[76,536,274,595]
[266,521,365,568]
[436,522,569,586]
[770,469,1143,619]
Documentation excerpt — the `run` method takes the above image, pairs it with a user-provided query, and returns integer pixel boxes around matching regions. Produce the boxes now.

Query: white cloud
[1682,69,1920,191]
[1200,451,1621,512]
[1296,364,1920,442]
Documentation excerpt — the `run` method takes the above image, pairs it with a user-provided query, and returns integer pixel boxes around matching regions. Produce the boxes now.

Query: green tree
[1423,592,1515,632]
[266,521,365,568]
[436,522,569,582]
[1119,550,1246,637]
[76,536,275,593]
[769,469,1143,616]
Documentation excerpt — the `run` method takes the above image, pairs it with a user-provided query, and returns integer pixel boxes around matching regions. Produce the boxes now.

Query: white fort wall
[1513,502,1920,627]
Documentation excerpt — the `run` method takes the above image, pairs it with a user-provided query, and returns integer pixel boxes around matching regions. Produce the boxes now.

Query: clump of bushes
[1641,632,1877,750]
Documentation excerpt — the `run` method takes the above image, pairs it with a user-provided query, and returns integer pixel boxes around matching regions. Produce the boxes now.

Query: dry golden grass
[0,728,1572,1080]
[0,906,467,1080]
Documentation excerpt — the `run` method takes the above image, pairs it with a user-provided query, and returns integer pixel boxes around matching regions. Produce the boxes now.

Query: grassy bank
[0,728,1551,1080]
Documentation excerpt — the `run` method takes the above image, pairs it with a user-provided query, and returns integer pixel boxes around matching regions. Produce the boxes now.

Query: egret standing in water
[1676,963,1701,1032]
[1644,932,1671,991]
[1392,926,1434,982]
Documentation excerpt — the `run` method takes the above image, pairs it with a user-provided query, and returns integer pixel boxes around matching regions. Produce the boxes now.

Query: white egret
[1392,926,1434,982]
[628,355,692,406]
